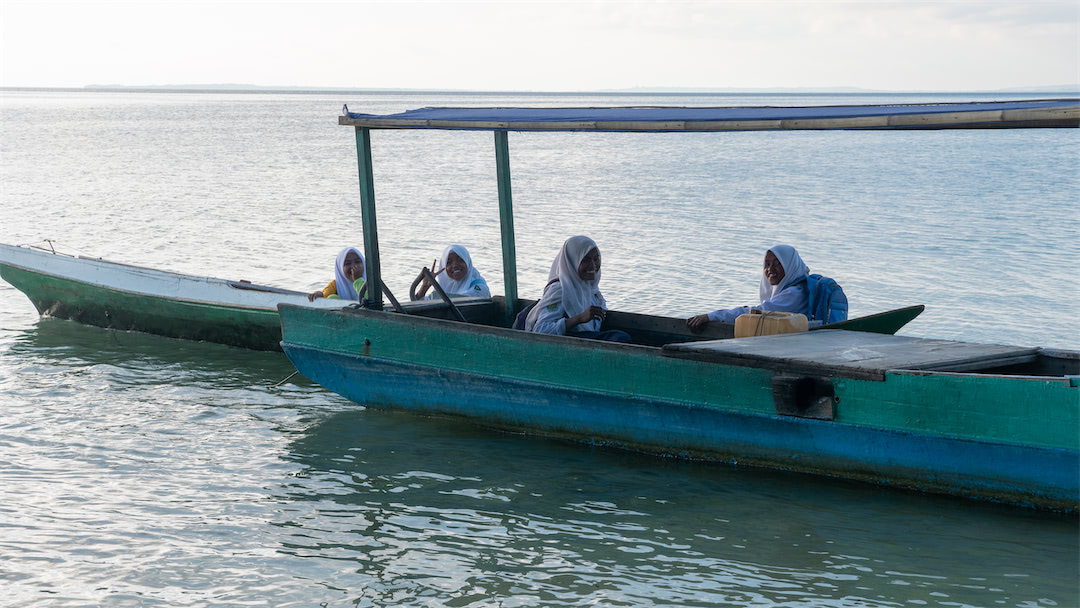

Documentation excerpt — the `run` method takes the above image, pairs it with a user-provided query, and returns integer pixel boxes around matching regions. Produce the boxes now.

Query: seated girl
[524,235,631,343]
[308,246,367,301]
[686,244,809,331]
[412,244,491,300]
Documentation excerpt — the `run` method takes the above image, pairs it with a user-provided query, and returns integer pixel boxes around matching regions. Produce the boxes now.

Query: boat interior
[362,295,1080,381]
[388,295,730,342]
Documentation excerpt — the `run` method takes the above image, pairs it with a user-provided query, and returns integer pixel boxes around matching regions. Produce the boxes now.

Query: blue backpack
[512,278,560,330]
[804,274,848,327]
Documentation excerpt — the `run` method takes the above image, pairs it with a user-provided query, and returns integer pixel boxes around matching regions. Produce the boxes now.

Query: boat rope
[756,310,781,337]
[271,371,299,387]
[18,239,82,258]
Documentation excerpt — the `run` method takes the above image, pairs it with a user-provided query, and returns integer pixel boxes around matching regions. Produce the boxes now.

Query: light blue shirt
[531,282,605,335]
[706,281,808,323]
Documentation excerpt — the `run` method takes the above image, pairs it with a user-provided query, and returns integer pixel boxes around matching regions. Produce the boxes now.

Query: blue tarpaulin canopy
[340,100,1079,131]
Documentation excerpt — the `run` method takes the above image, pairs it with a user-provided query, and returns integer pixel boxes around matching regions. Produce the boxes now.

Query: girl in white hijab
[414,244,491,299]
[686,244,810,330]
[308,246,366,301]
[525,235,630,342]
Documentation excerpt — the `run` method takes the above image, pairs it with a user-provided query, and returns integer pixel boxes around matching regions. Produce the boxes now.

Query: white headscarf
[435,244,487,296]
[759,244,809,303]
[526,235,603,330]
[334,246,365,301]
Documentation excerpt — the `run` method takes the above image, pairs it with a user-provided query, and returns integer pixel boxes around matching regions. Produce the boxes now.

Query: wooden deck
[662,330,1041,381]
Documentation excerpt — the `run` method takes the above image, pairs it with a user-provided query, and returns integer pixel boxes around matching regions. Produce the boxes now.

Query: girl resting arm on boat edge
[524,236,631,343]
[308,247,367,301]
[410,244,491,301]
[686,244,810,332]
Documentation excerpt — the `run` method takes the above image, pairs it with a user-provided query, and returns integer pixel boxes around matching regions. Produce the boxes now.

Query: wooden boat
[0,239,921,351]
[278,99,1080,511]
[0,242,348,351]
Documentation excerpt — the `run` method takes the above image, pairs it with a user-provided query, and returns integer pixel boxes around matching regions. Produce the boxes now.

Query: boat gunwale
[285,300,660,355]
[279,303,1079,383]
[0,244,339,312]
[888,367,1078,384]
[3,263,282,313]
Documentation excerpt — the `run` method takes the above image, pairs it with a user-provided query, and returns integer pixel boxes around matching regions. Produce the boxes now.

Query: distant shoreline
[2,85,1078,96]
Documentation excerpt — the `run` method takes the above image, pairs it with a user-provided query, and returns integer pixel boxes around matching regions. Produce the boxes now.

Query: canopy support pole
[494,130,518,325]
[355,127,383,309]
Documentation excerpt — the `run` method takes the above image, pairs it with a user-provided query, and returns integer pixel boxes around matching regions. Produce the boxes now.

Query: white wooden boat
[0,242,347,351]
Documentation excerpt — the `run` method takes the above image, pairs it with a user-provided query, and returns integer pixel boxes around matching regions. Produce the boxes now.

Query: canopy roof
[340,99,1079,132]
[338,98,1079,314]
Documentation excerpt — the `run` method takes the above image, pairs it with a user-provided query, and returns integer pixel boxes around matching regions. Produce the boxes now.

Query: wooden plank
[772,374,835,420]
[227,281,307,296]
[684,119,782,131]
[1002,106,1080,121]
[338,103,1080,132]
[783,115,890,129]
[889,110,1002,127]
[662,330,1040,381]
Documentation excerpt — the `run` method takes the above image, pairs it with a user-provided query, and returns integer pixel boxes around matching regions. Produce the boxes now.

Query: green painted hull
[1,263,283,351]
[282,304,1078,449]
[279,304,1079,510]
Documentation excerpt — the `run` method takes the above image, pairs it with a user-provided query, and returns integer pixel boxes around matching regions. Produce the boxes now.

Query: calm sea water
[1,90,1077,607]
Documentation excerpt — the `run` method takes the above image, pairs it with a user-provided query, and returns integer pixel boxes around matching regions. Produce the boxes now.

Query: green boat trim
[0,242,348,351]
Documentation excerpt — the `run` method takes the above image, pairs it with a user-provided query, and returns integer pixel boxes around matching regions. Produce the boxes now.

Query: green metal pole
[355,127,382,309]
[494,130,518,326]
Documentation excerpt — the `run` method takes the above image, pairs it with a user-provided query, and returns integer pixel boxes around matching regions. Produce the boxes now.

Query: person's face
[343,251,365,282]
[764,250,785,286]
[445,251,468,281]
[577,248,601,281]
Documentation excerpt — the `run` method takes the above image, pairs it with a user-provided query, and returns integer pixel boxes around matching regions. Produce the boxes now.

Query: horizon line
[2,84,1079,96]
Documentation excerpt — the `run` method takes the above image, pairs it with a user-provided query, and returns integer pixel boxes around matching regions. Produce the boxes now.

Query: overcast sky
[1,1,1077,91]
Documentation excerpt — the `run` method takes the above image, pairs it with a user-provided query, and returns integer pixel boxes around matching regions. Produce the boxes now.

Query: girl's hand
[413,259,444,300]
[686,314,710,332]
[569,306,606,328]
[431,258,446,277]
[308,291,325,302]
